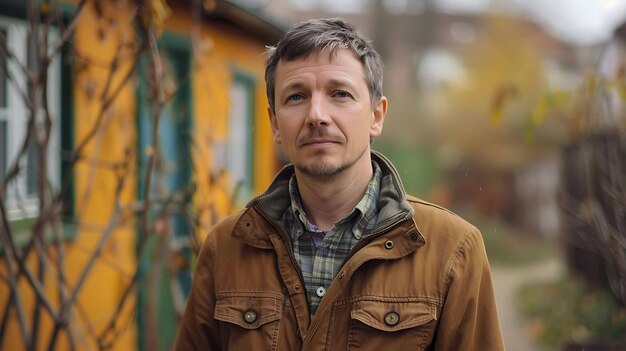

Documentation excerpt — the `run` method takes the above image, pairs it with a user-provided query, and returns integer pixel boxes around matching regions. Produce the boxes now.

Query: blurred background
[0,0,625,350]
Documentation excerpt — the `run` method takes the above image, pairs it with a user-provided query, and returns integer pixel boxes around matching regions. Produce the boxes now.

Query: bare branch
[71,43,144,163]
[0,31,32,85]
[140,27,166,243]
[0,200,32,349]
[0,292,13,343]
[48,145,131,350]
[47,0,88,62]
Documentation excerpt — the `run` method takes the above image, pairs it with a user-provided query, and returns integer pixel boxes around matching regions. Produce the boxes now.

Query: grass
[519,276,626,349]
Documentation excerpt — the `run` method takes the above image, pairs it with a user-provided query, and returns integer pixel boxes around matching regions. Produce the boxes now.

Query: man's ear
[370,96,388,139]
[268,107,281,144]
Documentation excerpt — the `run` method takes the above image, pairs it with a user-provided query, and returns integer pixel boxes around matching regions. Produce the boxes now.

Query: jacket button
[316,286,326,297]
[410,232,418,241]
[243,308,258,324]
[384,240,394,249]
[384,311,400,326]
[338,271,345,279]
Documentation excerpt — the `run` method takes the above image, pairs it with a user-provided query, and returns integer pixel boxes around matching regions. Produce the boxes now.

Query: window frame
[0,15,61,221]
[227,68,256,203]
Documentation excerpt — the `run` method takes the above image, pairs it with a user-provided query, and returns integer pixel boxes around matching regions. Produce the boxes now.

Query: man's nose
[306,94,331,127]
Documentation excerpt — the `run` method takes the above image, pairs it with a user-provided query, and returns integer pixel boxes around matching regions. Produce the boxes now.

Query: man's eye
[287,94,304,101]
[334,91,351,98]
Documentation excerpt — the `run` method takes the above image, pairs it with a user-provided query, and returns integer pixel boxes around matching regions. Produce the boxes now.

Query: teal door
[136,37,192,351]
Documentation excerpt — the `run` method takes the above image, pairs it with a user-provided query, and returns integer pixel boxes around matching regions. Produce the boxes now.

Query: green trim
[0,219,76,255]
[61,38,75,227]
[159,31,191,52]
[135,54,148,203]
[58,2,77,17]
[0,1,76,21]
[135,47,150,351]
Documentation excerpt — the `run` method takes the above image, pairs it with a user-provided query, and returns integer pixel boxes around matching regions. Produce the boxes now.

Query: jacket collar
[236,151,416,248]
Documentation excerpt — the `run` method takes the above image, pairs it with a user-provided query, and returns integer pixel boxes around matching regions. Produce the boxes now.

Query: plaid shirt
[283,161,382,316]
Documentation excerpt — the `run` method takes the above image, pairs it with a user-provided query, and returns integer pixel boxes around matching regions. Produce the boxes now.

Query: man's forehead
[275,48,366,82]
[278,48,360,67]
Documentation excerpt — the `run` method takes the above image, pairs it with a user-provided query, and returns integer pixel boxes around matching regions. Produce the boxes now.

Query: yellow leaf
[490,109,503,126]
[531,96,548,125]
[143,0,171,34]
[551,91,568,107]
[39,2,50,15]
[489,84,518,126]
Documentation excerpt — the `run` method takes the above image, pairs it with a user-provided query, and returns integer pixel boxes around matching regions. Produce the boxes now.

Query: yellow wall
[164,5,278,236]
[0,0,279,350]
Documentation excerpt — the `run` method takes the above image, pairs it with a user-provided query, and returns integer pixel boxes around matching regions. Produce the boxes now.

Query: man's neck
[295,158,373,231]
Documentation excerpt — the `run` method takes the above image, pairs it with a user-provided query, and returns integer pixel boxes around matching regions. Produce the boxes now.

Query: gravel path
[491,258,563,351]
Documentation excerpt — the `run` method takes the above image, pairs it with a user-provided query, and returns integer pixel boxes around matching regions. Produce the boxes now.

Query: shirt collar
[288,161,382,240]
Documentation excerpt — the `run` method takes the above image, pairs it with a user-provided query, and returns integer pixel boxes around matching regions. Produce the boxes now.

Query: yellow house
[0,0,283,350]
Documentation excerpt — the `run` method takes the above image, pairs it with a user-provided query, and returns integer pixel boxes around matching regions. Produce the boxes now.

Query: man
[175,18,504,350]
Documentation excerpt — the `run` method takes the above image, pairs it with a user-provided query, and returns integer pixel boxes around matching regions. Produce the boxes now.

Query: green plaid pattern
[283,161,382,316]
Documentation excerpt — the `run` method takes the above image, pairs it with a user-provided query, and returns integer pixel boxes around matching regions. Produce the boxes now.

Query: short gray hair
[265,18,384,111]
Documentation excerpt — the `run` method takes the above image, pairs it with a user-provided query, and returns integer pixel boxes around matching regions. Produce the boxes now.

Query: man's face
[269,49,387,179]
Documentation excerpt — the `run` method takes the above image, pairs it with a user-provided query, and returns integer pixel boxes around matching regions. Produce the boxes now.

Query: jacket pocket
[347,300,437,351]
[214,292,283,350]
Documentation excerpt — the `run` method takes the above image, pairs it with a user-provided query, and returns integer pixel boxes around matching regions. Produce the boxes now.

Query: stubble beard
[295,146,369,180]
[296,160,345,179]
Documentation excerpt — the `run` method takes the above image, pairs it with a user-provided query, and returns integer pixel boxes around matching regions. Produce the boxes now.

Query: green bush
[463,213,556,266]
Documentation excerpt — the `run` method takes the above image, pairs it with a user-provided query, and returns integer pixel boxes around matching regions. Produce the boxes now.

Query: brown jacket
[175,153,505,350]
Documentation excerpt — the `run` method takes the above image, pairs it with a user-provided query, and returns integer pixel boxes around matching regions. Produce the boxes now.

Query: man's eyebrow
[327,78,358,90]
[279,78,359,92]
[279,81,306,92]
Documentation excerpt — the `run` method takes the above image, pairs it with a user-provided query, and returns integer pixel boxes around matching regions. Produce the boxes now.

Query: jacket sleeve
[433,227,505,350]
[174,231,221,351]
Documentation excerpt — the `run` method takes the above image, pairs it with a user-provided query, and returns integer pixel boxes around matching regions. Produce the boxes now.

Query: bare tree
[560,72,626,305]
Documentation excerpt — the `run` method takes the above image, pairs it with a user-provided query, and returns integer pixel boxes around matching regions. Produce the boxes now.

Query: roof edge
[207,0,287,44]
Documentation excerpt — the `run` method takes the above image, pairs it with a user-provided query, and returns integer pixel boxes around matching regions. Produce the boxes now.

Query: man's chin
[295,162,344,180]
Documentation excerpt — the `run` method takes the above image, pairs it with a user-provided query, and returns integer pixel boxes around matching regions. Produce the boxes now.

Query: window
[227,70,255,203]
[0,16,60,220]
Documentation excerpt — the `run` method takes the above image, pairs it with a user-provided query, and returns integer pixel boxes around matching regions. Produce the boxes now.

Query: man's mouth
[302,139,337,146]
